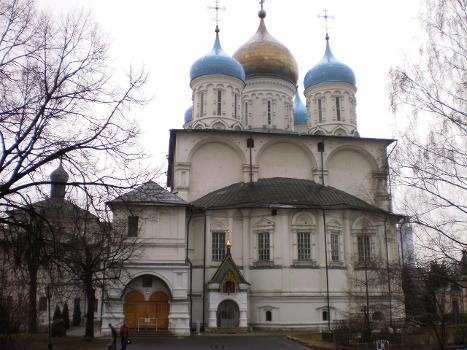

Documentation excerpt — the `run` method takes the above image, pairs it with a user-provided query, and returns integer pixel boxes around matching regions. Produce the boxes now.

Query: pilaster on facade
[312,168,329,185]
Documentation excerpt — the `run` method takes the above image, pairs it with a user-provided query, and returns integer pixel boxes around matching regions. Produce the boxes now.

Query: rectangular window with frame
[258,232,270,261]
[127,216,139,237]
[358,235,371,263]
[267,100,272,125]
[297,232,311,260]
[217,90,222,115]
[331,233,339,262]
[212,231,226,261]
[335,96,341,121]
[318,98,323,122]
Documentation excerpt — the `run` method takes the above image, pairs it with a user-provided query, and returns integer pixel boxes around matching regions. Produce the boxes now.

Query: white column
[240,209,251,280]
[343,210,352,269]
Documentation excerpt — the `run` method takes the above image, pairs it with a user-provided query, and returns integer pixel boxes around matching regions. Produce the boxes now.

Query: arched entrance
[124,290,170,330]
[216,300,239,328]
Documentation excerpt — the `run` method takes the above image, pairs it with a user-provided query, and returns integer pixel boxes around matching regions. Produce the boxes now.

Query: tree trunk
[27,264,38,333]
[85,283,95,339]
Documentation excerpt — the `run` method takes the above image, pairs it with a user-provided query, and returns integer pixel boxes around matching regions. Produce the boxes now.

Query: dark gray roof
[191,177,388,213]
[109,181,187,206]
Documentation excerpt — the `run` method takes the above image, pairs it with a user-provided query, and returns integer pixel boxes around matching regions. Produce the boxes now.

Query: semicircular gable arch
[326,217,343,228]
[325,144,378,171]
[352,216,376,231]
[256,139,317,179]
[187,137,247,164]
[292,211,317,226]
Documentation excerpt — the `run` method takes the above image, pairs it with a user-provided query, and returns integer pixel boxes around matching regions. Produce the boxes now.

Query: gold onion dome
[233,12,298,85]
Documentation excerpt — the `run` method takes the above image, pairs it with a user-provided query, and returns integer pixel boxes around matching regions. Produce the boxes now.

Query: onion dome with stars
[184,106,193,123]
[293,91,307,126]
[50,161,69,199]
[190,29,245,82]
[304,35,356,89]
[233,5,298,85]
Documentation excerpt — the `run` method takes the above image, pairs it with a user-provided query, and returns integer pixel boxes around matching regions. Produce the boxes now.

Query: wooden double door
[124,291,170,329]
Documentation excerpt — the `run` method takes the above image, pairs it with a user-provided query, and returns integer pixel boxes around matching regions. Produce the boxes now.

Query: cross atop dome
[208,0,225,33]
[318,8,334,41]
[258,0,266,19]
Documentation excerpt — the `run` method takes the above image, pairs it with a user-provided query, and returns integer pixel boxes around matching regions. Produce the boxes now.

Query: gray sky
[37,0,423,170]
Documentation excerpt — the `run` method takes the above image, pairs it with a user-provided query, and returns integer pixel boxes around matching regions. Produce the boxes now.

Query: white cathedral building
[102,6,403,336]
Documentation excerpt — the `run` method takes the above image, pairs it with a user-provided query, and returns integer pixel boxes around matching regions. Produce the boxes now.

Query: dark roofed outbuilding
[108,181,188,207]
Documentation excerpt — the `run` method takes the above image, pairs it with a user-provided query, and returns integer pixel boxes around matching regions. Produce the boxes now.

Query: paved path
[122,335,309,350]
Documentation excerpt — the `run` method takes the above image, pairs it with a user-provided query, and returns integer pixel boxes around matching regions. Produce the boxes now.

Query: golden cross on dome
[208,0,226,33]
[318,8,334,40]
[258,0,266,19]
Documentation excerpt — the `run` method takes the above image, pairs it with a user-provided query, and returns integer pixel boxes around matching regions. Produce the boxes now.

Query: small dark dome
[293,91,307,126]
[184,106,193,123]
[50,162,69,199]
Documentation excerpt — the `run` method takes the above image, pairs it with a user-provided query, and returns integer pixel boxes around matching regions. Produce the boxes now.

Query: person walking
[120,322,129,350]
[108,323,117,349]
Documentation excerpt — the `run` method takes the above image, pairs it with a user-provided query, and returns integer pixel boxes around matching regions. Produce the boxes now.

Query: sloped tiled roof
[191,177,388,213]
[209,251,249,285]
[109,181,187,206]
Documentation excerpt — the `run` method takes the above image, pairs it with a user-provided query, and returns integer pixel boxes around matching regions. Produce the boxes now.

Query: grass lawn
[8,333,109,350]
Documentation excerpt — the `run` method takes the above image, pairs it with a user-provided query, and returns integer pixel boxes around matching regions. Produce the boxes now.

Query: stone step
[128,329,175,337]
[206,327,249,334]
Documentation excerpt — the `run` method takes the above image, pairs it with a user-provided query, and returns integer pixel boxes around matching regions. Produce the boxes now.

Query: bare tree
[51,198,139,339]
[402,260,466,349]
[389,0,467,261]
[0,0,148,219]
[0,0,152,339]
[6,210,52,333]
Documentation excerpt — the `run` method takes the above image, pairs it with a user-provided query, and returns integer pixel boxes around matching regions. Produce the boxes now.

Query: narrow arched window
[244,102,249,125]
[217,90,222,115]
[318,98,323,122]
[335,96,341,121]
[234,94,238,119]
[267,100,272,125]
[322,310,328,321]
[200,91,204,116]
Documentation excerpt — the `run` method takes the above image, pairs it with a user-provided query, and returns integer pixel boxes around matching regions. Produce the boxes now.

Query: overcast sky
[37,0,423,171]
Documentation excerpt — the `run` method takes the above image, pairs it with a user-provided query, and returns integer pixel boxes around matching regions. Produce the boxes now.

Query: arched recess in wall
[257,140,316,180]
[189,138,244,201]
[326,145,377,202]
[122,274,172,329]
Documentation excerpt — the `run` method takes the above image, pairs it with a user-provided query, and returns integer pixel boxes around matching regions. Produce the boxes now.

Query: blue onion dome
[304,37,356,89]
[293,91,307,126]
[190,32,245,82]
[184,106,193,123]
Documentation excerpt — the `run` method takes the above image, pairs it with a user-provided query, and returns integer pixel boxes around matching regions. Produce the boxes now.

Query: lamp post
[45,284,53,350]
